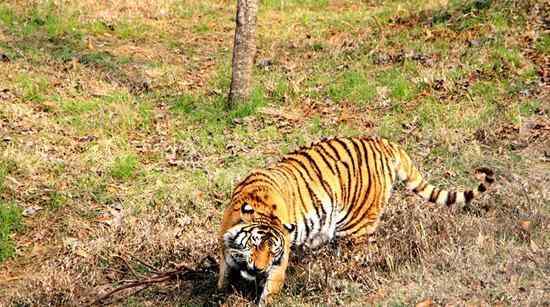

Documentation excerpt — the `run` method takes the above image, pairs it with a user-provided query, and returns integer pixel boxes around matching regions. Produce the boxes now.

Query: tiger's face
[223,204,295,281]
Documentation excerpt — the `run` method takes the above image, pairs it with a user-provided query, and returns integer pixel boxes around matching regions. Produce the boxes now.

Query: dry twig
[87,255,218,306]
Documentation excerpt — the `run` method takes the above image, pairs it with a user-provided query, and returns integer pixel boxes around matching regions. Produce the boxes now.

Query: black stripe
[325,141,342,162]
[342,161,352,206]
[351,139,364,211]
[354,139,372,207]
[340,141,383,232]
[375,140,393,194]
[285,156,326,221]
[332,160,346,209]
[280,163,318,240]
[316,144,338,173]
[446,191,456,205]
[306,148,338,210]
[338,140,376,229]
[383,141,399,182]
[335,164,353,225]
[345,139,362,209]
[284,158,323,214]
[334,139,356,169]
[323,142,346,207]
[413,181,428,193]
[381,144,395,183]
[235,172,278,192]
[285,156,315,181]
[464,190,474,203]
[279,165,309,241]
[270,167,298,228]
[297,151,334,199]
[478,184,487,192]
[287,156,325,230]
[237,178,274,190]
[308,147,335,230]
[429,188,440,203]
[334,139,358,207]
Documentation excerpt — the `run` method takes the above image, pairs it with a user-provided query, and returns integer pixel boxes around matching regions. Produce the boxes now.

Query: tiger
[218,136,494,306]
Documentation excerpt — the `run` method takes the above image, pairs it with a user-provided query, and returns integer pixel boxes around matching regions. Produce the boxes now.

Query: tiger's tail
[391,145,494,206]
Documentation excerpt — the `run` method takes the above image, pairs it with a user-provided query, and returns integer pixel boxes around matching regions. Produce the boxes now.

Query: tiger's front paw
[257,293,273,307]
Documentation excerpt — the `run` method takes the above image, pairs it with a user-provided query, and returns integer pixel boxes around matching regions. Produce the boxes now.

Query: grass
[111,154,139,181]
[0,203,23,262]
[0,0,548,305]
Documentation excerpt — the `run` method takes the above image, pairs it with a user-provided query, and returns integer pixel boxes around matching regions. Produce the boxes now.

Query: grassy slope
[0,0,549,305]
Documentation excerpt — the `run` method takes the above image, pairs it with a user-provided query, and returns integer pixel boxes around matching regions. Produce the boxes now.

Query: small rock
[372,52,391,65]
[468,39,481,47]
[77,135,97,142]
[257,58,273,69]
[158,9,168,18]
[0,53,10,62]
[411,52,428,63]
[23,206,43,217]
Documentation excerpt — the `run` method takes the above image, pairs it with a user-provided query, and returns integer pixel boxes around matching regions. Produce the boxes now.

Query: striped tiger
[218,136,494,305]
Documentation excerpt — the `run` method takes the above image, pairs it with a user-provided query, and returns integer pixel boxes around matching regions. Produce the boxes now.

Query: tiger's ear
[283,223,296,233]
[241,203,254,214]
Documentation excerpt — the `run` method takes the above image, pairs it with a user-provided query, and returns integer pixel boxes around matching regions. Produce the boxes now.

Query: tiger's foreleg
[217,251,230,290]
[257,255,289,306]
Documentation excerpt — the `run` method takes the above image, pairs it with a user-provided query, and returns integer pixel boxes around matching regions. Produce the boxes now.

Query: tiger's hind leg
[328,238,342,257]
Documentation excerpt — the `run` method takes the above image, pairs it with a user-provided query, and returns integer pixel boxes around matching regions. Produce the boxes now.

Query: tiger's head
[222,202,295,281]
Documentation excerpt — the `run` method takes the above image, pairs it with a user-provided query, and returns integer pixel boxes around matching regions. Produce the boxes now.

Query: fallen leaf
[259,107,302,121]
[416,299,433,307]
[530,240,539,252]
[519,220,531,232]
[194,190,204,200]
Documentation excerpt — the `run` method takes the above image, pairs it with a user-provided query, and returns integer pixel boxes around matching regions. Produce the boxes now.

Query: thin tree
[228,0,258,108]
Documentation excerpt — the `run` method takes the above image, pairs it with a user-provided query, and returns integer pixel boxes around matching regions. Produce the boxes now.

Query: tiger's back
[227,136,493,250]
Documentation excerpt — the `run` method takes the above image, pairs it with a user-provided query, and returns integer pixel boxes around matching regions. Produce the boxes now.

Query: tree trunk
[228,0,258,108]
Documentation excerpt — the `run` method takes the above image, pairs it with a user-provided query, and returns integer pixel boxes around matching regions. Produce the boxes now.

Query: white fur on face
[240,270,256,281]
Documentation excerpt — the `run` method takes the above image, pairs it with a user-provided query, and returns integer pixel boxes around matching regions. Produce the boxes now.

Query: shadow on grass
[90,255,226,306]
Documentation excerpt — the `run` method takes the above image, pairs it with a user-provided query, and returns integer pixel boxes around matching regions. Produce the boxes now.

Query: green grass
[0,160,16,194]
[111,155,139,181]
[16,74,50,103]
[262,0,329,10]
[377,68,418,102]
[170,85,267,137]
[518,100,541,117]
[0,1,82,42]
[114,20,154,41]
[0,4,16,27]
[328,71,377,105]
[0,203,23,263]
[535,33,550,55]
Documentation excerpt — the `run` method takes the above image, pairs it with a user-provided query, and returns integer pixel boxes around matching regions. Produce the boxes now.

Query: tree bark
[228,0,258,108]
